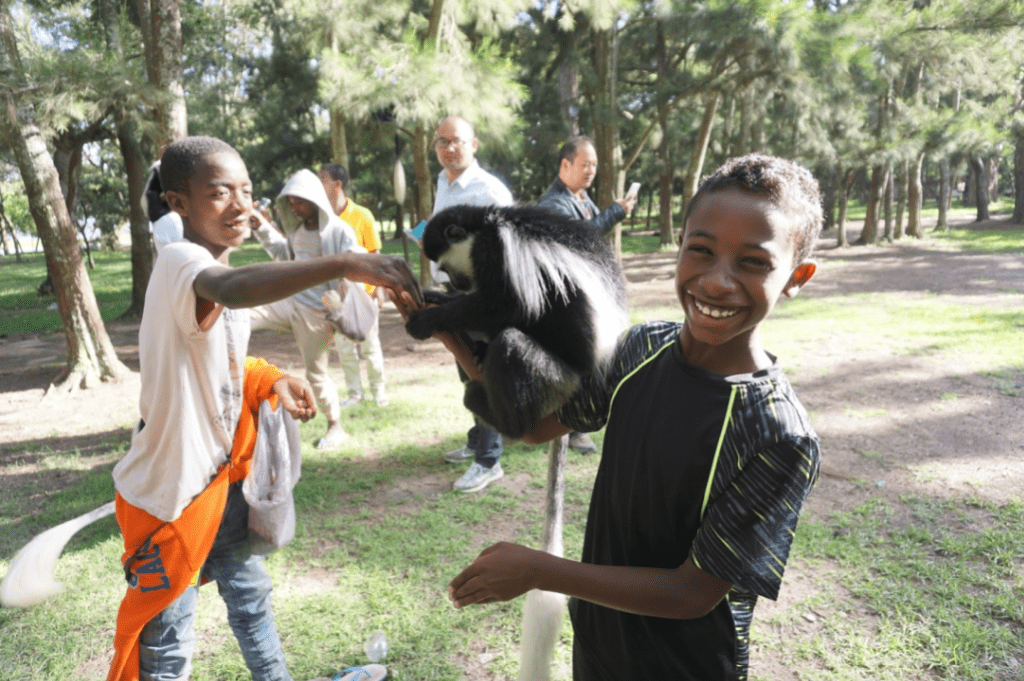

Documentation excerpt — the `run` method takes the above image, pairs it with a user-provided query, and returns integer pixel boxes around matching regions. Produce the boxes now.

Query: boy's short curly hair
[159,136,239,195]
[685,154,823,263]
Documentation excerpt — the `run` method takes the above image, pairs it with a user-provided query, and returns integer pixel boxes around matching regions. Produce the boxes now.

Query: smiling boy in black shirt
[447,154,822,681]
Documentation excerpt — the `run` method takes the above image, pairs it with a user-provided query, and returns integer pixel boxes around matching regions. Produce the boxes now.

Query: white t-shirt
[112,241,250,522]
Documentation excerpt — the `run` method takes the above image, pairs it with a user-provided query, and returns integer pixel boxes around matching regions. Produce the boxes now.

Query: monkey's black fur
[406,204,629,439]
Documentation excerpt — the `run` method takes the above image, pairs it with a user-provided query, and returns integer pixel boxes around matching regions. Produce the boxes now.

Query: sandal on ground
[316,431,349,450]
[333,664,387,681]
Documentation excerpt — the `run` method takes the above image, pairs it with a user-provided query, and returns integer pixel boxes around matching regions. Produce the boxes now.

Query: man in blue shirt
[430,115,514,493]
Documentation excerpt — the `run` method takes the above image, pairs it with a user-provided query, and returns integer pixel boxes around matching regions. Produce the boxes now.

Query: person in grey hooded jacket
[250,169,364,450]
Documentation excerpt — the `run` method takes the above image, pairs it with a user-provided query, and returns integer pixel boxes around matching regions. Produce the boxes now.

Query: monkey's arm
[438,332,571,443]
[422,289,461,306]
[405,291,516,340]
[392,290,570,444]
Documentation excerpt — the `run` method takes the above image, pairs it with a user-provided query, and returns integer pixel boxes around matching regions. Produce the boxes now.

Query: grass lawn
[1,224,1023,680]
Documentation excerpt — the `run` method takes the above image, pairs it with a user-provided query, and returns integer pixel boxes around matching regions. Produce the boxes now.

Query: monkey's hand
[423,289,461,306]
[405,307,442,340]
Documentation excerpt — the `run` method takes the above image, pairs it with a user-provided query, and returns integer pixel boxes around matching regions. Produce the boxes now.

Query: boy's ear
[164,189,188,217]
[782,260,816,298]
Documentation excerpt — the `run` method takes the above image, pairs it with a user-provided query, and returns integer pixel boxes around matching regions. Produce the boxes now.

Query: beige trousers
[334,317,385,400]
[250,298,340,422]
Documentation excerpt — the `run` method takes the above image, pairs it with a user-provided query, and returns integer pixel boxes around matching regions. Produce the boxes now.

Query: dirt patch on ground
[1,214,1022,679]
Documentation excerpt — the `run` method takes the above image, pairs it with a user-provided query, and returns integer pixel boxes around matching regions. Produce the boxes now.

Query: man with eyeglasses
[430,115,514,493]
[538,135,637,455]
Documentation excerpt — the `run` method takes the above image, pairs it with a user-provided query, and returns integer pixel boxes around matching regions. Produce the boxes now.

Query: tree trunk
[971,156,989,222]
[410,0,447,286]
[1013,133,1024,225]
[936,156,951,231]
[0,184,24,261]
[645,186,653,231]
[655,23,673,247]
[412,120,433,287]
[821,165,836,230]
[99,0,152,318]
[963,162,974,206]
[592,25,622,261]
[723,95,736,157]
[906,152,924,237]
[836,168,852,247]
[329,108,350,169]
[986,157,999,202]
[0,5,129,389]
[0,201,8,255]
[1012,79,1024,224]
[738,86,752,154]
[149,0,187,148]
[856,164,884,245]
[681,91,720,222]
[882,163,893,242]
[894,159,907,239]
[116,117,153,317]
[557,59,580,138]
[52,136,83,217]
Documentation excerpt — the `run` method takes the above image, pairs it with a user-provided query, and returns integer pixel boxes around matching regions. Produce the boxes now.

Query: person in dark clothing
[537,135,638,236]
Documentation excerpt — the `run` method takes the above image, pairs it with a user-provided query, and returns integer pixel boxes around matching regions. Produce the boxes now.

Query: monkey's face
[435,225,476,292]
[423,217,477,292]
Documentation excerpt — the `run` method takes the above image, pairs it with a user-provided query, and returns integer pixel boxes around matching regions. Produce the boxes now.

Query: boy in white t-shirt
[107,136,419,681]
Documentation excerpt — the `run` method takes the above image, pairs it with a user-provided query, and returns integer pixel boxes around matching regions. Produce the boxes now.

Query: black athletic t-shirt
[556,321,820,681]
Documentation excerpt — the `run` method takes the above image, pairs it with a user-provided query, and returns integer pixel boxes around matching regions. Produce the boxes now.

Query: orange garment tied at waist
[106,357,283,681]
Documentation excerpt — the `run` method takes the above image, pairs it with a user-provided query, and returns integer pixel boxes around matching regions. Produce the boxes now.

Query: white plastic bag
[243,400,302,554]
[323,279,378,342]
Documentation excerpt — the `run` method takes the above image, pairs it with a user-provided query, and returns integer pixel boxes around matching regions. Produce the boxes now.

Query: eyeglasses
[434,137,468,149]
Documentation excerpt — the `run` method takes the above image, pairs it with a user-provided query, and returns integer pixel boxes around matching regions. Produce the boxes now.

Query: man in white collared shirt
[433,118,513,212]
[430,115,513,493]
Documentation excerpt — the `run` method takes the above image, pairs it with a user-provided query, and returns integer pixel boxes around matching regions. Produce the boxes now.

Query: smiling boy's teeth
[695,300,737,318]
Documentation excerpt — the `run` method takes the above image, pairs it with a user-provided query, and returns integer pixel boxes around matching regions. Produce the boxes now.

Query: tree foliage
[3,0,1024,342]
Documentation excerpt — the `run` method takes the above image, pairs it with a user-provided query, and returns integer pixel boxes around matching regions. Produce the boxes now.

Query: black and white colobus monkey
[405,204,630,439]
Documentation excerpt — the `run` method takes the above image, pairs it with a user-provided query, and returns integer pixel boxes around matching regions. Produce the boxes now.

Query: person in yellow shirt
[319,164,388,406]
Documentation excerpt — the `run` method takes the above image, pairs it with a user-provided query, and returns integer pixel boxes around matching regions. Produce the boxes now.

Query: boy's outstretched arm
[448,542,733,620]
[194,253,423,312]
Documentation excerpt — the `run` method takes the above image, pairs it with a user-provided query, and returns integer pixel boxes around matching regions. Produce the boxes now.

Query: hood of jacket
[274,169,340,236]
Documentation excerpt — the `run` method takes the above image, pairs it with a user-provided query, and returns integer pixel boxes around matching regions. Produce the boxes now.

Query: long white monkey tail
[1,501,116,608]
[518,435,568,681]
[519,589,568,681]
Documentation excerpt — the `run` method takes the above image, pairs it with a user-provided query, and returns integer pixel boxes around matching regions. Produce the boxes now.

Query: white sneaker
[453,462,504,493]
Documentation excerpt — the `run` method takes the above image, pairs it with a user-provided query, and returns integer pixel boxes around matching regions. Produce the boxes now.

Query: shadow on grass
[808,244,1024,297]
